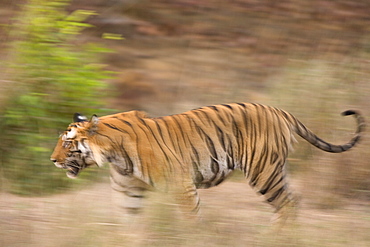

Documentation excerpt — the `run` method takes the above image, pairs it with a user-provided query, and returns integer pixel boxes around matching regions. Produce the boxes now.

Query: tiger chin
[50,103,364,226]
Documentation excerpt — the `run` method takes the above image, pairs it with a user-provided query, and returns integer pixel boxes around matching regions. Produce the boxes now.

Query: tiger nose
[50,158,57,163]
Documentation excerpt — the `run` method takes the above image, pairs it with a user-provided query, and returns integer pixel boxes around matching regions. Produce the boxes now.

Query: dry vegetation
[1,173,370,247]
[0,0,370,246]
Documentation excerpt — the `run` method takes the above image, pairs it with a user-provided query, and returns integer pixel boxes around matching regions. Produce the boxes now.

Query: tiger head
[50,113,101,179]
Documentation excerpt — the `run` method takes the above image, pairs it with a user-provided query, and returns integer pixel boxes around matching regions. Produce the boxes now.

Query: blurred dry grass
[1,175,369,247]
[0,0,370,246]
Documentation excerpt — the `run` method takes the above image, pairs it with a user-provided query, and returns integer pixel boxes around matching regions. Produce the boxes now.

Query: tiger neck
[88,143,106,167]
[88,143,134,175]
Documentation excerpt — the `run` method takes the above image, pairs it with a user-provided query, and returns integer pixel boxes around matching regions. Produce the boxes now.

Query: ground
[1,173,369,247]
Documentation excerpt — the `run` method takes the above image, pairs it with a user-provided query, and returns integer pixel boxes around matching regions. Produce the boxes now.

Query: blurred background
[0,0,369,246]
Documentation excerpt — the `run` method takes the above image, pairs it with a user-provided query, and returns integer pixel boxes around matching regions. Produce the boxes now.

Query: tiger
[50,103,364,224]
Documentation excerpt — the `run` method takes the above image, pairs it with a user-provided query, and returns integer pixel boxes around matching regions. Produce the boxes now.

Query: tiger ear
[90,114,99,125]
[88,114,99,135]
[73,113,88,122]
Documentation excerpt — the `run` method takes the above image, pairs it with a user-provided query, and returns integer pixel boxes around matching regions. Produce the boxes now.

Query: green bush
[0,0,112,195]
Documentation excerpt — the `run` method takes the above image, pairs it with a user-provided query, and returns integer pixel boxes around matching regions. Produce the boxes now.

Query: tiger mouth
[66,167,80,179]
[55,160,83,179]
[66,160,84,179]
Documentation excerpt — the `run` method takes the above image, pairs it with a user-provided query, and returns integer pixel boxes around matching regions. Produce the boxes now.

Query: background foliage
[0,0,111,195]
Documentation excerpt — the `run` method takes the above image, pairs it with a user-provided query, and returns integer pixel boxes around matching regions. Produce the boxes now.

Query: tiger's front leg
[109,164,149,214]
[172,180,202,220]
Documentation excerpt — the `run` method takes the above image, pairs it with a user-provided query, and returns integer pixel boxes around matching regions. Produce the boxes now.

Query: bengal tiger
[50,103,364,224]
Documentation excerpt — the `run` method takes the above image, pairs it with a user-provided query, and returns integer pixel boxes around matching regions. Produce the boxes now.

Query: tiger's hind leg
[247,161,298,228]
[269,188,298,228]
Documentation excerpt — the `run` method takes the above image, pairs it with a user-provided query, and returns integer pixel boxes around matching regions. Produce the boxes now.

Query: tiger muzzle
[51,158,83,179]
[51,159,65,169]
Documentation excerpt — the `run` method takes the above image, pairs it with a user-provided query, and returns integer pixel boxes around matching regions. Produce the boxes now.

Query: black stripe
[250,146,271,186]
[246,107,258,178]
[103,122,129,133]
[237,102,246,108]
[267,185,285,203]
[209,105,219,112]
[118,137,134,174]
[123,191,144,198]
[211,159,220,175]
[215,126,226,151]
[221,104,233,110]
[214,171,226,186]
[194,109,212,126]
[210,104,232,127]
[96,132,116,144]
[227,155,234,170]
[138,121,171,163]
[116,118,134,128]
[172,114,190,144]
[163,118,186,157]
[152,119,187,172]
[258,162,284,195]
[238,106,249,173]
